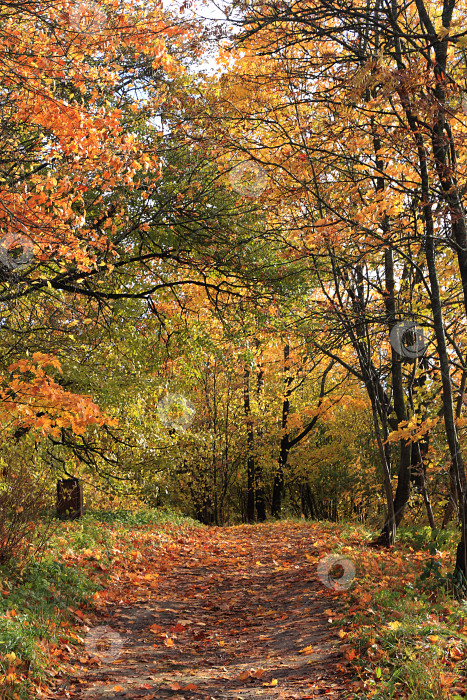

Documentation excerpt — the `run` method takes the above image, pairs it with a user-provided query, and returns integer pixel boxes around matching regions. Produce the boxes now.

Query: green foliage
[398,526,457,552]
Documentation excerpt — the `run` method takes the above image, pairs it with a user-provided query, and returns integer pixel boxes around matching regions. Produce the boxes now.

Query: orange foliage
[0,352,115,437]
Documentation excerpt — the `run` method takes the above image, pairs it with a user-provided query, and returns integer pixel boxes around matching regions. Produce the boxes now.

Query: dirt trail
[62,524,352,699]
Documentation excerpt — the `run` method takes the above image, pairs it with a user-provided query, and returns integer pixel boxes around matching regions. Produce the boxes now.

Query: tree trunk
[244,366,255,523]
[442,369,467,529]
[271,343,291,518]
[415,18,467,583]
[379,246,413,540]
[368,395,396,546]
[272,436,288,518]
[411,440,436,529]
[418,129,467,582]
[300,482,317,519]
[255,355,266,521]
[442,462,459,530]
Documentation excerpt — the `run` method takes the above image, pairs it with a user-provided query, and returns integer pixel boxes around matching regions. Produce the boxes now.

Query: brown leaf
[450,646,465,660]
[439,673,456,687]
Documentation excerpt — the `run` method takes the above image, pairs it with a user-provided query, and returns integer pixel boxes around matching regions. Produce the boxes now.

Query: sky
[163,0,244,74]
[164,0,230,22]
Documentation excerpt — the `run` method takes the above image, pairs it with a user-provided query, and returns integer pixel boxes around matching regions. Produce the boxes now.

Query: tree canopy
[3,0,467,588]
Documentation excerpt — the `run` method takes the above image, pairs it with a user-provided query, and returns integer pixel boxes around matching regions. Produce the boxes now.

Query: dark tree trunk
[417,124,467,582]
[376,241,413,543]
[244,367,255,523]
[442,370,466,529]
[255,360,266,521]
[408,438,435,528]
[300,483,316,519]
[272,437,288,518]
[255,473,267,522]
[271,344,291,518]
[442,461,459,530]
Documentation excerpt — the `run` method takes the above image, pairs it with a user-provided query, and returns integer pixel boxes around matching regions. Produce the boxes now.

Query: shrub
[0,447,54,566]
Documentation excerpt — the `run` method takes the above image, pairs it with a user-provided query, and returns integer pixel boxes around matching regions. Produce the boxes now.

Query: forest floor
[52,523,352,699]
[3,512,467,700]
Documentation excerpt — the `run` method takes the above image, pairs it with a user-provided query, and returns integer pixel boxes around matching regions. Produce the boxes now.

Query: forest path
[61,523,352,699]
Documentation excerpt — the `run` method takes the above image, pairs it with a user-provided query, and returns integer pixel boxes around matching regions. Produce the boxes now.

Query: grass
[0,506,200,699]
[319,522,467,699]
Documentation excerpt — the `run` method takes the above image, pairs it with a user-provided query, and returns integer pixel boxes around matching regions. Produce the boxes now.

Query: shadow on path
[56,524,353,699]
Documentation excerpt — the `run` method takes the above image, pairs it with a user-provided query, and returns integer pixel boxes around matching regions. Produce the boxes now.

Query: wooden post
[56,478,83,520]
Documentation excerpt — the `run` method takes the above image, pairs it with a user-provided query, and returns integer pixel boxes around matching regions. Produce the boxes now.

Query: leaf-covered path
[61,524,352,699]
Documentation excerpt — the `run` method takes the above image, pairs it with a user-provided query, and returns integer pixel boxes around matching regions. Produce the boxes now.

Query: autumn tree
[188,0,467,585]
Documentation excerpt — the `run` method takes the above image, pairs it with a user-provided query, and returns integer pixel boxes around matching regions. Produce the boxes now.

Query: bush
[0,448,55,566]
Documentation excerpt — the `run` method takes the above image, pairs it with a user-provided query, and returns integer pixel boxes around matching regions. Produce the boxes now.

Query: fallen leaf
[450,646,465,660]
[170,623,186,633]
[440,672,456,687]
[388,621,401,630]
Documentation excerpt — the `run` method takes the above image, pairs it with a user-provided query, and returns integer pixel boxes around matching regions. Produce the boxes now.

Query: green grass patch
[337,525,467,699]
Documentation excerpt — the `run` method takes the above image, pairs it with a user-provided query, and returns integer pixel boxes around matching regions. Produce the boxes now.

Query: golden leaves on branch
[0,353,117,438]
